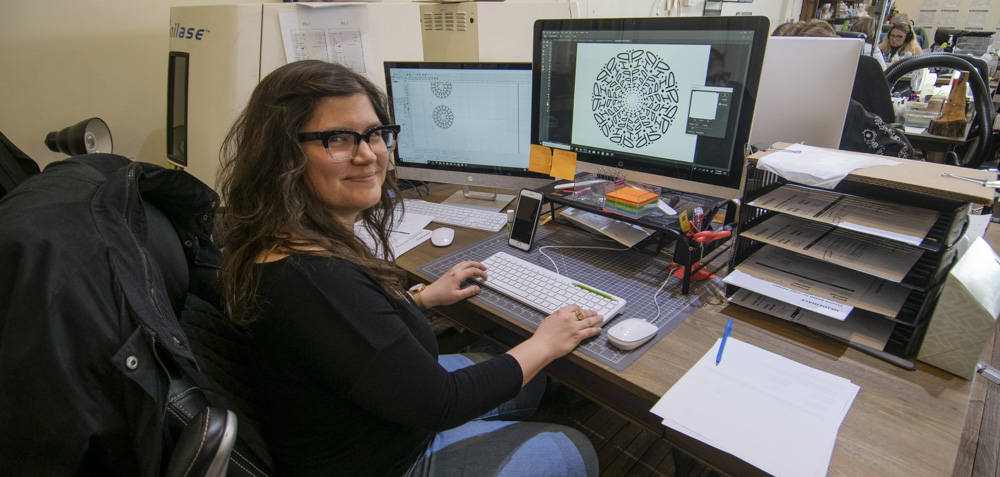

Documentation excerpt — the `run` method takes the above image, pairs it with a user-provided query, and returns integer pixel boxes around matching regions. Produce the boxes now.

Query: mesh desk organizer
[730,159,973,361]
[416,225,724,371]
[538,173,735,295]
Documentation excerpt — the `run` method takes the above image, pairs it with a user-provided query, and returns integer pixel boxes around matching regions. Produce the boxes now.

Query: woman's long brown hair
[217,60,407,325]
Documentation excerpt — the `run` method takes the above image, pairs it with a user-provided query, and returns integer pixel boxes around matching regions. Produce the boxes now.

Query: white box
[918,238,1000,379]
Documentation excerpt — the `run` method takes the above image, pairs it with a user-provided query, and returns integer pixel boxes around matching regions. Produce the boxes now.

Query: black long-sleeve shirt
[249,255,523,476]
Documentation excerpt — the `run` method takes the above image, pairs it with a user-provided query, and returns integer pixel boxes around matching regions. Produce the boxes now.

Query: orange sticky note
[529,144,552,174]
[606,187,658,206]
[550,149,577,180]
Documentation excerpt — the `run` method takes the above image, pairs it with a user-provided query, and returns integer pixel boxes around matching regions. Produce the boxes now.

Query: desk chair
[0,154,273,476]
[0,130,39,199]
[885,53,996,168]
[835,30,866,40]
[851,55,896,124]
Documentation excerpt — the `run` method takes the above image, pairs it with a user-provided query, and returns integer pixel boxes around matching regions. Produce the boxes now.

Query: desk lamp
[44,117,113,156]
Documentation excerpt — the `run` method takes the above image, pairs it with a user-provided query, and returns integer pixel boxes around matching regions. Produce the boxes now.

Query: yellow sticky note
[550,149,577,180]
[678,210,691,234]
[529,144,553,174]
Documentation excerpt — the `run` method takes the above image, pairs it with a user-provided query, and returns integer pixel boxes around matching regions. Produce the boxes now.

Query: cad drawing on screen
[591,49,679,150]
[430,81,452,99]
[384,61,553,193]
[432,104,454,129]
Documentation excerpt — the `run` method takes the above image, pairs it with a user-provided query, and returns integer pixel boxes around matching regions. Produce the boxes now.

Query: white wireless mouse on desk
[430,227,455,247]
[607,318,658,350]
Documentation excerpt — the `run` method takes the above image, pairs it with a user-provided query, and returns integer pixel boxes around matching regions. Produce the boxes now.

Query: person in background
[849,16,888,69]
[879,21,923,63]
[785,19,838,38]
[216,59,601,476]
[773,19,913,158]
[772,21,796,36]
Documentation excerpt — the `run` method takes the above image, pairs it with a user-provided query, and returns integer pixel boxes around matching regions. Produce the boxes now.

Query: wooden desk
[396,187,976,476]
[903,124,973,163]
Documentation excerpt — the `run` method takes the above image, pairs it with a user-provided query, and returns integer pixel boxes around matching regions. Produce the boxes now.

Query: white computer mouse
[430,227,455,247]
[607,318,658,351]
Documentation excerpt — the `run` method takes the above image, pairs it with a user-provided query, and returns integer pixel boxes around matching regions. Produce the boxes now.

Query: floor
[531,385,723,477]
[434,319,723,477]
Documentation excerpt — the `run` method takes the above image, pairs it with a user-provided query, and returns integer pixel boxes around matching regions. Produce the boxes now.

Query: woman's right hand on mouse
[506,305,602,386]
[533,305,603,358]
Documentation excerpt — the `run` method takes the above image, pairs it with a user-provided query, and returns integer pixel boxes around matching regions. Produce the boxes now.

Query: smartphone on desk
[508,188,544,251]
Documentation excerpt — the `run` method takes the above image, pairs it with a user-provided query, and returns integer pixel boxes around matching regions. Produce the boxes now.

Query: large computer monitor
[531,16,770,199]
[384,62,554,196]
[748,36,861,150]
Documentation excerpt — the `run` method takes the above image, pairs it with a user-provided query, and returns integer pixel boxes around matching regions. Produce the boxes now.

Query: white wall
[0,0,270,170]
[893,0,999,49]
[0,0,798,171]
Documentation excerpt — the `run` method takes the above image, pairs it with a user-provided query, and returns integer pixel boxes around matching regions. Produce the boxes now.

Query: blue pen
[716,317,733,366]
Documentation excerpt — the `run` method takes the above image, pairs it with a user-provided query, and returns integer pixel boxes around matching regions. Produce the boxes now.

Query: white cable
[537,244,630,276]
[650,271,676,322]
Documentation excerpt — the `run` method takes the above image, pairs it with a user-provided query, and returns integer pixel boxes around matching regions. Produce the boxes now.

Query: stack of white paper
[355,211,433,257]
[651,338,859,477]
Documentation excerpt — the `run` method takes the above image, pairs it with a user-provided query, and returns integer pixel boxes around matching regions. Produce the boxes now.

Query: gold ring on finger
[574,310,585,321]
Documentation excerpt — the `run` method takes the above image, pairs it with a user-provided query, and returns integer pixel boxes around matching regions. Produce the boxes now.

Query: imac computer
[531,16,771,200]
[748,36,862,150]
[384,62,554,200]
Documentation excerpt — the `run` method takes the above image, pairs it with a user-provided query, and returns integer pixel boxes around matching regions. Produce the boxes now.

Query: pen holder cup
[603,182,660,219]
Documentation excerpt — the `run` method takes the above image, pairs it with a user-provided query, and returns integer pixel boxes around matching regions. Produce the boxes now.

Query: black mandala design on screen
[433,105,454,129]
[591,49,679,148]
[430,81,452,99]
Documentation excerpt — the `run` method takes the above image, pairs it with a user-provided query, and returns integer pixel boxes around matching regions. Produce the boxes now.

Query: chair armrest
[167,374,274,477]
[165,407,237,477]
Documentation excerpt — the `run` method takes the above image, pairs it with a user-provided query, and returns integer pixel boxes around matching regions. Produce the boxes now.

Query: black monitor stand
[537,173,734,295]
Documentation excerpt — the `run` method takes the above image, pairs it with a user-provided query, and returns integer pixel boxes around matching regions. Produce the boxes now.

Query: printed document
[356,212,432,258]
[748,186,939,246]
[278,4,372,75]
[651,338,859,477]
[727,246,911,318]
[741,214,924,282]
[729,289,895,349]
[724,269,853,320]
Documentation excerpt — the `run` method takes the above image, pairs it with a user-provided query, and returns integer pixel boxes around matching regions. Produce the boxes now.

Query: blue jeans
[403,354,599,477]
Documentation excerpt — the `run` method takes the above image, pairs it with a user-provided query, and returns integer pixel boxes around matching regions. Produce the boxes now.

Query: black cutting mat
[417,224,724,371]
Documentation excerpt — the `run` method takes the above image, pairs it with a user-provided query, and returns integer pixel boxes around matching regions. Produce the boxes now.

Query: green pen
[576,283,613,299]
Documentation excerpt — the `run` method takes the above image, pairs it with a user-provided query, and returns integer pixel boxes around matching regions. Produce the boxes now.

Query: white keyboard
[480,252,625,325]
[402,199,508,232]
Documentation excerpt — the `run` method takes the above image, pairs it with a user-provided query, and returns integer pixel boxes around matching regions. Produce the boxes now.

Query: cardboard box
[918,238,1000,379]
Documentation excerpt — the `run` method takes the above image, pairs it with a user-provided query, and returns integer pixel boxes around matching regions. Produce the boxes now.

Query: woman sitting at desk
[216,59,601,476]
[879,21,924,63]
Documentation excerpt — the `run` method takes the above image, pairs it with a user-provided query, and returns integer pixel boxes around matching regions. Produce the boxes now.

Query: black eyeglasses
[297,124,400,162]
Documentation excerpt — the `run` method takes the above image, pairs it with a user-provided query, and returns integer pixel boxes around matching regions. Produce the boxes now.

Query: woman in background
[879,21,923,62]
[217,59,601,476]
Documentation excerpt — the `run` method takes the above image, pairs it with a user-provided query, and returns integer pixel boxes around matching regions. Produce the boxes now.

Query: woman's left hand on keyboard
[420,261,488,308]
